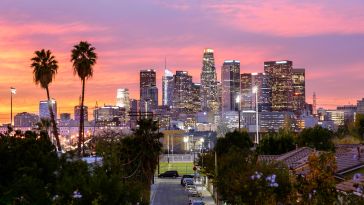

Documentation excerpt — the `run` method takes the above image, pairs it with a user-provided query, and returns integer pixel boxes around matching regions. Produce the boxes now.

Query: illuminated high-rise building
[191,83,202,112]
[200,48,219,112]
[173,71,193,111]
[221,60,240,113]
[264,61,293,112]
[240,73,253,110]
[74,105,88,121]
[292,69,306,115]
[241,73,271,112]
[39,99,57,120]
[162,69,174,107]
[140,69,158,113]
[116,88,130,112]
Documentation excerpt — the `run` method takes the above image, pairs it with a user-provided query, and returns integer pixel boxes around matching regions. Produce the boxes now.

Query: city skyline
[0,0,364,123]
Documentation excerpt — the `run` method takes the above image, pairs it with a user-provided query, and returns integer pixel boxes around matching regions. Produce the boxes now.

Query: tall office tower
[241,73,271,112]
[140,69,158,113]
[264,60,293,112]
[39,99,57,119]
[14,112,39,127]
[292,69,306,115]
[74,105,88,121]
[240,73,253,110]
[252,73,271,112]
[116,88,130,111]
[221,60,240,113]
[162,69,174,107]
[313,92,317,115]
[191,83,202,112]
[172,71,193,111]
[357,98,364,114]
[200,48,219,112]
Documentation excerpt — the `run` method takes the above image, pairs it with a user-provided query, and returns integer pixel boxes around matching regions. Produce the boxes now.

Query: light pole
[252,86,259,144]
[183,136,189,154]
[10,87,16,126]
[235,95,241,131]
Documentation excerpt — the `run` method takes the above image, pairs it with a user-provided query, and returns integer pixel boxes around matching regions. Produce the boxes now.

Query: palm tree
[31,49,62,151]
[71,41,97,156]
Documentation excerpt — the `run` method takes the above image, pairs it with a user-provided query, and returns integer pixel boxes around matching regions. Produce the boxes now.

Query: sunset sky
[0,0,364,123]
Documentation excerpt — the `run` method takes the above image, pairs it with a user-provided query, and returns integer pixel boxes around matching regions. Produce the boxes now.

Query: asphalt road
[150,178,189,205]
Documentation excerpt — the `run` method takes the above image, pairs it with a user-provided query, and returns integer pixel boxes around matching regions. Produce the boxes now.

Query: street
[150,178,189,205]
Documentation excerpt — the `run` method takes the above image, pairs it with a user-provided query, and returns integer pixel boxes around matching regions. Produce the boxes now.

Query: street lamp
[252,86,259,144]
[183,136,189,154]
[235,95,241,131]
[10,87,16,126]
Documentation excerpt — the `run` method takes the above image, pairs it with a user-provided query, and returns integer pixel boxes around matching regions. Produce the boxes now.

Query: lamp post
[10,87,16,126]
[235,95,241,131]
[252,86,259,144]
[183,136,189,155]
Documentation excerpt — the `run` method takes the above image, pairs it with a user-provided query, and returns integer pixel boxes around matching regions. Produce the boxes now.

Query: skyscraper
[162,69,174,107]
[240,73,253,110]
[241,73,271,112]
[140,69,158,113]
[221,60,240,113]
[191,83,202,113]
[116,88,130,112]
[200,48,219,112]
[39,99,57,119]
[264,61,293,112]
[292,68,306,115]
[74,105,88,121]
[172,71,193,111]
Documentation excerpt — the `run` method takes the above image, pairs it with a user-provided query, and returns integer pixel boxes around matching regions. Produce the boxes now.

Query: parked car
[189,200,205,205]
[185,185,196,192]
[188,188,200,197]
[158,170,179,178]
[183,178,194,186]
[181,174,194,185]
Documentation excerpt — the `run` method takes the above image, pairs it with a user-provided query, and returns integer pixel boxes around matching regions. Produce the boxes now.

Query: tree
[297,126,335,151]
[0,131,59,204]
[214,130,253,155]
[71,41,97,156]
[31,49,62,152]
[296,152,337,205]
[355,114,364,140]
[257,129,296,155]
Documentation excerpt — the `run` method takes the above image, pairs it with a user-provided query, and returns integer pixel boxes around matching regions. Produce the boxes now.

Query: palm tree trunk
[46,87,61,152]
[78,79,86,157]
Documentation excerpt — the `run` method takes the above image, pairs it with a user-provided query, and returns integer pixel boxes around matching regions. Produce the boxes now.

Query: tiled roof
[258,147,314,169]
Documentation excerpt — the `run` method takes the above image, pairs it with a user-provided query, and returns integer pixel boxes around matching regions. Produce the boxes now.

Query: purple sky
[0,0,363,122]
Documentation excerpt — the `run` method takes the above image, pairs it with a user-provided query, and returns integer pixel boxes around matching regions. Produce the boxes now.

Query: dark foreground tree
[71,41,97,156]
[257,129,296,155]
[297,126,335,151]
[31,49,61,151]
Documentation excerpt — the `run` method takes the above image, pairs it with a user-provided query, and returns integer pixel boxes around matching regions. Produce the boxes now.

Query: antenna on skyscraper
[313,92,317,115]
[164,56,167,71]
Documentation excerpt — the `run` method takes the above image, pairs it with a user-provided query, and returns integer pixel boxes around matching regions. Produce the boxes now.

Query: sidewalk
[194,180,215,205]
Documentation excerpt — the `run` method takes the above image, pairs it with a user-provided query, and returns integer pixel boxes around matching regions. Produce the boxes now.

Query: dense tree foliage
[295,152,337,205]
[354,114,364,140]
[0,119,162,204]
[297,126,335,151]
[257,129,296,155]
[214,130,253,155]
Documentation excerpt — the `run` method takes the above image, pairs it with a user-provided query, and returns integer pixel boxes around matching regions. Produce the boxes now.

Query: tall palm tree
[71,41,97,156]
[31,49,62,151]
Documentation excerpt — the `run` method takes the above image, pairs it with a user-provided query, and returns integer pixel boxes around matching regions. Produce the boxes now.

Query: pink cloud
[209,1,364,36]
